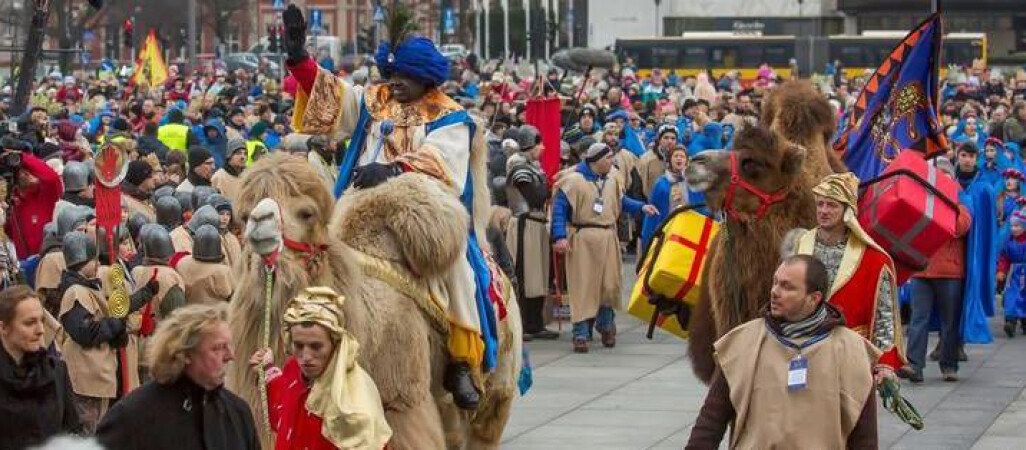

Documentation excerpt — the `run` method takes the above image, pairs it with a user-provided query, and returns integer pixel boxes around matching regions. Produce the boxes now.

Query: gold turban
[283,287,392,450]
[811,172,887,256]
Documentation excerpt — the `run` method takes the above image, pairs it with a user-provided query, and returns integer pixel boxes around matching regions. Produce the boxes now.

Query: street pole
[502,0,509,58]
[525,0,531,61]
[483,0,490,60]
[11,0,49,117]
[187,0,196,71]
[543,0,549,61]
[568,2,573,48]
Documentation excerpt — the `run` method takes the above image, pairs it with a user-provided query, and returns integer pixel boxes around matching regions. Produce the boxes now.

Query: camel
[684,83,841,383]
[226,154,521,449]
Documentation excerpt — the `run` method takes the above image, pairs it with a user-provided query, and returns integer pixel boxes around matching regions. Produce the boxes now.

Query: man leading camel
[783,173,905,381]
[282,4,495,409]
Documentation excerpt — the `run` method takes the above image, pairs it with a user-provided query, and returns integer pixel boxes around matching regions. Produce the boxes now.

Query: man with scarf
[176,147,216,194]
[505,125,558,341]
[552,143,658,352]
[249,287,392,450]
[283,4,497,409]
[686,255,879,449]
[122,161,157,221]
[784,173,905,379]
[211,139,247,205]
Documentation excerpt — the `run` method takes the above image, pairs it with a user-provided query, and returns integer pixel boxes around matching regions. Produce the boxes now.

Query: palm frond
[385,2,418,49]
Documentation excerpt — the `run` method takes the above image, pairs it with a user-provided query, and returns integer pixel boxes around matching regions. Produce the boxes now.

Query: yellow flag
[130,29,169,87]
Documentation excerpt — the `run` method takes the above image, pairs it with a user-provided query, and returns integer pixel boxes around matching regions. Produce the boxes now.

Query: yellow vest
[246,140,268,166]
[158,123,190,153]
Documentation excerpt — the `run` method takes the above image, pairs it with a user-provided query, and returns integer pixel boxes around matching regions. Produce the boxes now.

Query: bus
[614,32,986,81]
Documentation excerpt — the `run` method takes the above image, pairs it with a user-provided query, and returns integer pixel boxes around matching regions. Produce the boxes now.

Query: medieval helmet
[192,224,224,263]
[153,185,175,202]
[173,190,194,214]
[155,196,183,231]
[516,125,542,152]
[127,213,151,244]
[62,161,92,193]
[96,225,130,265]
[62,231,97,271]
[188,205,220,234]
[56,205,95,240]
[139,223,174,263]
[191,186,217,211]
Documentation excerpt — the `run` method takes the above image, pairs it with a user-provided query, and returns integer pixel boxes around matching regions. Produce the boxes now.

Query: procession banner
[525,97,562,184]
[130,30,169,87]
[833,13,948,181]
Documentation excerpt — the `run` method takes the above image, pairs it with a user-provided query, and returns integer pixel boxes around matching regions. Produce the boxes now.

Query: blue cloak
[640,174,708,252]
[960,177,997,344]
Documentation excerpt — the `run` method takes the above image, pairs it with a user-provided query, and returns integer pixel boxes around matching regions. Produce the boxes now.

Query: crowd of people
[0,6,1025,447]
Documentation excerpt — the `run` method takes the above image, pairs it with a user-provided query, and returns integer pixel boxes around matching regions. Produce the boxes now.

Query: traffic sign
[310,8,322,32]
[373,5,384,23]
[444,8,455,35]
[272,0,285,12]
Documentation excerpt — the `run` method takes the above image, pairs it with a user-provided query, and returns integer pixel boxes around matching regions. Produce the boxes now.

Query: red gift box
[858,151,961,282]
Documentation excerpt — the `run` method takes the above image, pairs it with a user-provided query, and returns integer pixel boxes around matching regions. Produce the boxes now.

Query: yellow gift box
[628,209,719,340]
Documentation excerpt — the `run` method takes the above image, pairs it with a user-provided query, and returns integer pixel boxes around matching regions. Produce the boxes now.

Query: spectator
[2,136,62,258]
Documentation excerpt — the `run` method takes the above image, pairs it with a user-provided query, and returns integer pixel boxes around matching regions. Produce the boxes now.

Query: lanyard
[591,177,607,199]
[767,323,831,355]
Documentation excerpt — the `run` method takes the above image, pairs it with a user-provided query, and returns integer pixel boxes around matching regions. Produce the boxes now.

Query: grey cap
[139,223,174,262]
[62,231,97,270]
[173,190,194,213]
[56,205,95,240]
[127,213,151,244]
[62,161,92,193]
[188,205,221,234]
[516,125,542,151]
[192,224,224,263]
[191,186,216,211]
[226,137,247,156]
[153,185,175,202]
[155,196,183,231]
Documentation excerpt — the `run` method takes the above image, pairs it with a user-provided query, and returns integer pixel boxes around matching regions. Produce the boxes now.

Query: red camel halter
[722,152,789,222]
[257,203,328,270]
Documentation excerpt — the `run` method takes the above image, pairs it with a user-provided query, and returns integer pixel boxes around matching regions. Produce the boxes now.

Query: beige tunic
[505,212,551,299]
[35,250,65,294]
[558,170,625,323]
[123,195,155,222]
[612,150,639,193]
[58,285,118,399]
[131,264,187,368]
[210,169,243,205]
[97,264,142,391]
[221,231,243,272]
[169,226,192,254]
[637,150,668,200]
[175,256,234,304]
[714,319,880,449]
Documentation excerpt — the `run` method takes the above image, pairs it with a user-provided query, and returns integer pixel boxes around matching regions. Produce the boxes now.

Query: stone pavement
[502,274,1026,449]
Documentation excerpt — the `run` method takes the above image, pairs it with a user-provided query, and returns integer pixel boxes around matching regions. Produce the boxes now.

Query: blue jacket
[640,174,709,252]
[687,122,725,155]
[551,162,644,241]
[200,119,228,167]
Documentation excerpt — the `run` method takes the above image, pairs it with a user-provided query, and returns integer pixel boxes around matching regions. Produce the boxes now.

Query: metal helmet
[56,205,96,239]
[96,225,129,265]
[173,190,194,214]
[61,231,97,270]
[139,223,174,262]
[191,186,217,211]
[62,161,92,193]
[155,196,183,231]
[516,125,542,152]
[188,205,220,234]
[153,185,175,202]
[192,224,224,263]
[127,213,151,244]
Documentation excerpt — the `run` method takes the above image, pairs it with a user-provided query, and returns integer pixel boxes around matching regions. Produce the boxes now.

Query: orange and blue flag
[833,14,949,181]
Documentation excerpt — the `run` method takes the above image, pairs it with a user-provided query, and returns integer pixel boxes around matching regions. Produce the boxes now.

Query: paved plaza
[503,269,1026,449]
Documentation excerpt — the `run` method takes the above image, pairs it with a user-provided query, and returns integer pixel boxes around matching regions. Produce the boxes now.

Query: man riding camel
[282,4,497,409]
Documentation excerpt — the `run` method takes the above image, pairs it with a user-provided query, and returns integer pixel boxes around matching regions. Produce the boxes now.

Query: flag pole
[931,0,941,14]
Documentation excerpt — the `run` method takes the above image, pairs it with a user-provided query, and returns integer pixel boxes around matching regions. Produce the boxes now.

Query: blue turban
[375,36,449,87]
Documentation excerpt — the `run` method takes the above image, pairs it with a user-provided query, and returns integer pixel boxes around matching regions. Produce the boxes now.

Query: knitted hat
[125,160,154,186]
[188,146,213,170]
[584,143,612,163]
[226,138,247,156]
[656,124,678,141]
[250,121,268,139]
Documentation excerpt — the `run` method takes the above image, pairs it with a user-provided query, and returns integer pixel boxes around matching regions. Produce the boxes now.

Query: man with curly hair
[96,303,259,450]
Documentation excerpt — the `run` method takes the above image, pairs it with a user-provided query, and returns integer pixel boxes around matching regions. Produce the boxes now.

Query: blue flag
[833,14,949,181]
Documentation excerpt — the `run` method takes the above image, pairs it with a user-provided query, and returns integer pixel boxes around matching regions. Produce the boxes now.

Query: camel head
[760,80,837,149]
[235,154,337,257]
[686,126,807,222]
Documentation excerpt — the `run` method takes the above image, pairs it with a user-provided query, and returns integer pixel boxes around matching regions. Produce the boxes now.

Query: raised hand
[282,4,309,63]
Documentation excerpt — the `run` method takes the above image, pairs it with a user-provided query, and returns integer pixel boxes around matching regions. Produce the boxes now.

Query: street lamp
[654,0,661,37]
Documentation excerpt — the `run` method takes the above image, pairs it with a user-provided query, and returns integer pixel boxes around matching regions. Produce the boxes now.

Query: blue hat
[375,36,449,87]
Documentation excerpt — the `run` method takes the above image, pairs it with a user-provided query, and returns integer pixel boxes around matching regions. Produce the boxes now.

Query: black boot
[524,297,559,340]
[444,362,480,410]
[1006,320,1017,338]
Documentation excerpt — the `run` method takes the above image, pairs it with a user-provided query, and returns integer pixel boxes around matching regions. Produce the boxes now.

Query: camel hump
[333,173,469,278]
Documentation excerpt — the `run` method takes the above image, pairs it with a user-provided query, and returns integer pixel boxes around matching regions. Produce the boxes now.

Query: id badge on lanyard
[591,179,607,215]
[788,355,808,391]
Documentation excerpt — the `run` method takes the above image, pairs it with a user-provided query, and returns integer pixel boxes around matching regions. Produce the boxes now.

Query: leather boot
[525,297,559,340]
[444,362,480,410]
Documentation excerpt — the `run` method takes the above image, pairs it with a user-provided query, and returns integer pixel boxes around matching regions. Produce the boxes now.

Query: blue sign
[443,8,455,35]
[310,9,323,31]
[80,51,91,65]
[373,5,384,23]
[271,0,285,12]
[99,59,115,72]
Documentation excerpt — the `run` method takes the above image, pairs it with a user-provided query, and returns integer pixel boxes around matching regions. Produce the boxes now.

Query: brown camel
[227,154,521,449]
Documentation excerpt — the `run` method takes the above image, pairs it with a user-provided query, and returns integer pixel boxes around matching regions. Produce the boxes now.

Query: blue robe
[960,176,998,344]
[640,173,708,252]
[687,123,725,155]
[333,100,500,370]
[622,125,647,157]
[999,236,1026,320]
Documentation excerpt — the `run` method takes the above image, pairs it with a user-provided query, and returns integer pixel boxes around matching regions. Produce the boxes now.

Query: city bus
[615,32,986,80]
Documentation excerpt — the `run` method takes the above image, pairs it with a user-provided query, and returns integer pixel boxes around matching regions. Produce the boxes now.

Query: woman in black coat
[0,285,82,449]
